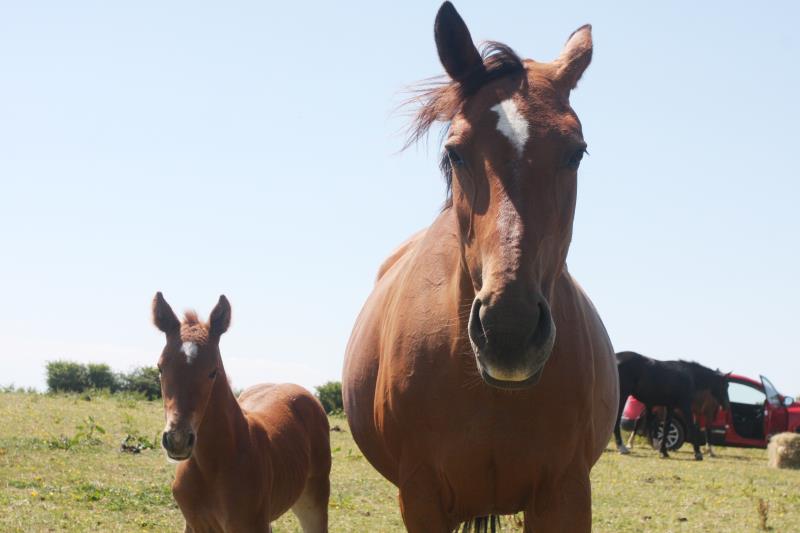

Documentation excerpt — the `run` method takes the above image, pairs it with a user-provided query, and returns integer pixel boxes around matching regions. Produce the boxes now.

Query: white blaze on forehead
[491,98,529,157]
[181,342,198,363]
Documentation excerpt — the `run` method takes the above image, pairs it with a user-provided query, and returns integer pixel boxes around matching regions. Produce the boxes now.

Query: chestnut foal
[152,293,331,533]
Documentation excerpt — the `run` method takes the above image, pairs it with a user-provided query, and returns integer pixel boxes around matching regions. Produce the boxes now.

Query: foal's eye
[446,147,464,167]
[567,148,586,170]
[208,369,218,380]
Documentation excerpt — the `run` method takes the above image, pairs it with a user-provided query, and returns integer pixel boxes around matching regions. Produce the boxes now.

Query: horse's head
[712,370,731,411]
[415,3,593,389]
[152,292,231,461]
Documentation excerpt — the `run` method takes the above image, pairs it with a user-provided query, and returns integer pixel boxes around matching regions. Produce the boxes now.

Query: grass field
[1,391,798,532]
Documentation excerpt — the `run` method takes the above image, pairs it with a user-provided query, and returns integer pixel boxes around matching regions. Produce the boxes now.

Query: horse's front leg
[705,426,716,457]
[681,401,703,461]
[398,463,451,533]
[524,468,591,533]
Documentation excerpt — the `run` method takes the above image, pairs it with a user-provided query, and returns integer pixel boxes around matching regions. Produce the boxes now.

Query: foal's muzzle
[468,294,556,390]
[162,428,195,460]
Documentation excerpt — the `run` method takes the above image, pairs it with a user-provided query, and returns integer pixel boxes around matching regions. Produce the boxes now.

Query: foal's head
[152,292,231,461]
[412,3,593,389]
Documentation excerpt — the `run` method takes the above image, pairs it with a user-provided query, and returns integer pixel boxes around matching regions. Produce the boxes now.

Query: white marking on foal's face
[491,98,529,157]
[181,342,198,363]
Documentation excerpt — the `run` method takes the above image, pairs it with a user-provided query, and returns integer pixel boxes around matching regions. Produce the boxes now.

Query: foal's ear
[555,24,593,90]
[434,2,483,83]
[209,295,231,337]
[152,292,180,334]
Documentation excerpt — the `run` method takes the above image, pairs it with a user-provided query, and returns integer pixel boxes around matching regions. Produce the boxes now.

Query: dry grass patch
[2,392,798,532]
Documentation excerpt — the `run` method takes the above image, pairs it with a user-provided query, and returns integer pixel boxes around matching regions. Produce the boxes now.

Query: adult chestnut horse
[342,3,617,531]
[153,293,331,533]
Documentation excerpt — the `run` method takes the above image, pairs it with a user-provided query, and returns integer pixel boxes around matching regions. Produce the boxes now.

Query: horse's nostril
[187,432,195,448]
[468,299,487,350]
[161,432,169,450]
[525,300,553,350]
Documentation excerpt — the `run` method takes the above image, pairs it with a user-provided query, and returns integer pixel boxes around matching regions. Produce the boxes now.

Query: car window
[728,381,766,405]
[760,375,781,406]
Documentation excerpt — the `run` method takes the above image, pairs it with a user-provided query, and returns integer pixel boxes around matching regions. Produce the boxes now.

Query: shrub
[315,381,343,414]
[46,361,90,393]
[120,366,161,400]
[87,363,119,391]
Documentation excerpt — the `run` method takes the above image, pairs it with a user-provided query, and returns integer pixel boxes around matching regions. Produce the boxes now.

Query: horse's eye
[567,148,586,170]
[446,147,464,167]
[208,369,218,380]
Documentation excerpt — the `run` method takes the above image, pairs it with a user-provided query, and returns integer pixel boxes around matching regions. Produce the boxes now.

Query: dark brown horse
[625,375,727,457]
[153,293,331,532]
[342,3,617,531]
[614,352,729,460]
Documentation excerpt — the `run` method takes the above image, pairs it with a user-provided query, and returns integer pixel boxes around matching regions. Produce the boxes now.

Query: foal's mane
[180,310,209,344]
[404,41,525,207]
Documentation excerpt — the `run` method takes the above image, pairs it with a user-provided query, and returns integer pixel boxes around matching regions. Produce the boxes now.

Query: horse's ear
[555,24,593,90]
[153,292,180,334]
[209,295,231,337]
[434,2,483,83]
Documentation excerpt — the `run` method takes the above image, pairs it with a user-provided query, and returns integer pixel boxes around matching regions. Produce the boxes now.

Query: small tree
[315,381,343,414]
[121,366,161,400]
[86,363,119,391]
[46,361,90,393]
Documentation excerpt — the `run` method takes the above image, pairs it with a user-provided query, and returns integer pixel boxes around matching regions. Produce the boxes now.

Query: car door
[725,380,768,446]
[761,375,789,436]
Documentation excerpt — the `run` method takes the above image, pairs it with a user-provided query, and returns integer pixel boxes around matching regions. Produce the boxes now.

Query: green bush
[87,363,119,391]
[46,361,90,393]
[315,381,343,414]
[120,366,161,400]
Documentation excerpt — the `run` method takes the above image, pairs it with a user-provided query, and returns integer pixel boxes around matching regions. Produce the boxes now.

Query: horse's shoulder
[375,228,427,283]
[557,270,610,343]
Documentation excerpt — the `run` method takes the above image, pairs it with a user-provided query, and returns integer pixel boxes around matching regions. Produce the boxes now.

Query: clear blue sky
[2,1,798,396]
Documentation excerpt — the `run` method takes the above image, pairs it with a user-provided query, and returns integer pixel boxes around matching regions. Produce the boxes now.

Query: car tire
[650,419,685,451]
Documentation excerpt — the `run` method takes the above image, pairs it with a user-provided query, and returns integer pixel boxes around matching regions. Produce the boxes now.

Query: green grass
[1,392,798,532]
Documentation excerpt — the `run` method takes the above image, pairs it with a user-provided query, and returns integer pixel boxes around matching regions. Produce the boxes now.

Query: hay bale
[767,432,800,469]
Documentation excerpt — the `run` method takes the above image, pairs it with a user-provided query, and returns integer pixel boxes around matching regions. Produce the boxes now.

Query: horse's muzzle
[162,428,195,460]
[468,295,556,389]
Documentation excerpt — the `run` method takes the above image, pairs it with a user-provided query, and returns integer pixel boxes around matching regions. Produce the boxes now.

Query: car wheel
[650,419,685,451]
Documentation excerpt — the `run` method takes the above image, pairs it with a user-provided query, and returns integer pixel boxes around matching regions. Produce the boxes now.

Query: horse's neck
[192,367,248,469]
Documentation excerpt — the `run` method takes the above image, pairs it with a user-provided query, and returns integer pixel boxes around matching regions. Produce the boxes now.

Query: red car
[621,373,800,450]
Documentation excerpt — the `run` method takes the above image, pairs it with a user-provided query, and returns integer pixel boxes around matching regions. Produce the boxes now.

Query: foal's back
[239,383,331,526]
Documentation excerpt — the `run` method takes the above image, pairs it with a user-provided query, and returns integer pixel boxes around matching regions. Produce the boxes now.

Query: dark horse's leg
[682,400,704,461]
[705,425,715,457]
[659,408,672,458]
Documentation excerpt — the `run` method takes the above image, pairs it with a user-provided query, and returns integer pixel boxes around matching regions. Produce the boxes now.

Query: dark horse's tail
[459,515,501,532]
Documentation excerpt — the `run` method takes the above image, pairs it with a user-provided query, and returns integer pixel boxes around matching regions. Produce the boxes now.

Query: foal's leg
[626,415,642,450]
[523,468,591,533]
[614,389,631,454]
[291,474,330,533]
